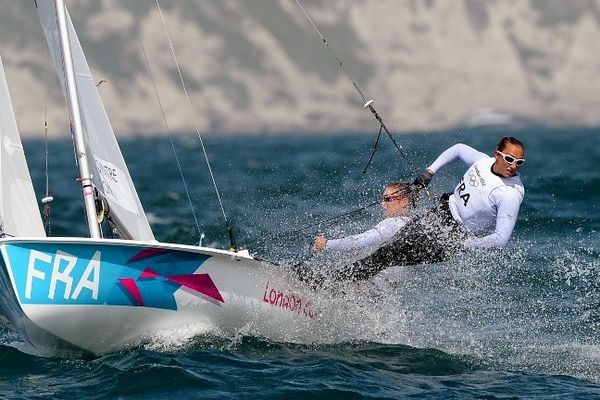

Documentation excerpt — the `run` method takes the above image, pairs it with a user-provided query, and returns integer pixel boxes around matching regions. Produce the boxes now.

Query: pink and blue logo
[118,248,224,308]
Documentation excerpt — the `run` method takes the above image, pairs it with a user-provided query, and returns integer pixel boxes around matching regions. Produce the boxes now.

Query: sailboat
[0,0,320,357]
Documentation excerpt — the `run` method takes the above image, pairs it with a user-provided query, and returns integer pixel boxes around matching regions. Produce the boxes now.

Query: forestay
[0,55,46,238]
[36,0,154,241]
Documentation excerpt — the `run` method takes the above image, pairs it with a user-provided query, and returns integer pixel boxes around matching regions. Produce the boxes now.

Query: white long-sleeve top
[427,144,524,248]
[326,216,409,251]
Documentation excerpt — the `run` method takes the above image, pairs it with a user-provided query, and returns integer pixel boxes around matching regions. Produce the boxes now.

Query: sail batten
[37,0,155,241]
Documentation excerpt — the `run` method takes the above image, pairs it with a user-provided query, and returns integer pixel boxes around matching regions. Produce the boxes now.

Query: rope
[362,124,382,174]
[42,95,52,235]
[127,0,202,238]
[44,97,48,198]
[294,0,432,198]
[155,0,237,251]
[41,36,53,237]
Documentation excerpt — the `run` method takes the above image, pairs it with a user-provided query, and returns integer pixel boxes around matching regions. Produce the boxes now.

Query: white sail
[36,0,155,241]
[0,56,46,238]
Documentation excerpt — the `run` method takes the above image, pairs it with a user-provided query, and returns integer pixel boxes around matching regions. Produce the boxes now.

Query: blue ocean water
[2,126,599,399]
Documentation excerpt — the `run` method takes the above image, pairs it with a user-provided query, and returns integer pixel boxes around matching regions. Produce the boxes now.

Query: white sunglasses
[496,151,525,166]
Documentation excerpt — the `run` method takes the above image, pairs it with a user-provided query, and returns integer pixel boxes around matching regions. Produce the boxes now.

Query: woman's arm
[427,144,488,174]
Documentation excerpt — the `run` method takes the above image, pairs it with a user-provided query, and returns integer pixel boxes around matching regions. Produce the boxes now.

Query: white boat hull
[0,238,320,356]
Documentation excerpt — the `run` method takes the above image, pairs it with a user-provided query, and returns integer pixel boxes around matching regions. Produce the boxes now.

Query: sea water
[1,126,598,399]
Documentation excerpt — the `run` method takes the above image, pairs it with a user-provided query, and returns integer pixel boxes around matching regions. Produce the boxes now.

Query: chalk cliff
[1,0,599,137]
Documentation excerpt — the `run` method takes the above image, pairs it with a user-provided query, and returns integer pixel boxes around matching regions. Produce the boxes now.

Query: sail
[36,0,155,241]
[0,56,46,238]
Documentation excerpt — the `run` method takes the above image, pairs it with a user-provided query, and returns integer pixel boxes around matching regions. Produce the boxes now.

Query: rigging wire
[154,0,238,251]
[294,0,432,198]
[294,199,380,234]
[126,0,202,239]
[244,197,380,250]
[244,184,414,250]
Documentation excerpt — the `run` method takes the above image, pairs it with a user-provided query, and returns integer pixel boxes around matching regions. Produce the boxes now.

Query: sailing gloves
[412,169,433,190]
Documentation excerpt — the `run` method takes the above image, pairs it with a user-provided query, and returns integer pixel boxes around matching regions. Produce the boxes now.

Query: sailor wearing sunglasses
[414,136,525,248]
[313,182,415,253]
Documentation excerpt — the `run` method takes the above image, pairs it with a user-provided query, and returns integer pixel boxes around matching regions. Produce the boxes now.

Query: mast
[54,0,100,238]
